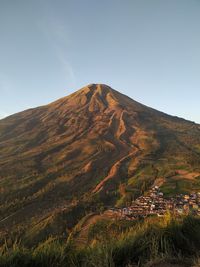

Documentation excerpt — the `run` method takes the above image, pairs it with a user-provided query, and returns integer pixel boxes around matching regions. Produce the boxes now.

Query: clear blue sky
[0,0,200,123]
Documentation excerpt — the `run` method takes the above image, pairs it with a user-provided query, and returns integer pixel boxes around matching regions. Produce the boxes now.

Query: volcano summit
[0,84,200,243]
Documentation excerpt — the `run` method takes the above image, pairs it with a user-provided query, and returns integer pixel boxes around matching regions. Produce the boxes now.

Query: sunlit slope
[0,84,200,242]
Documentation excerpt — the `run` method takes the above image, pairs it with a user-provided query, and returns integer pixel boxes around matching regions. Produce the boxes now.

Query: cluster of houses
[108,186,200,220]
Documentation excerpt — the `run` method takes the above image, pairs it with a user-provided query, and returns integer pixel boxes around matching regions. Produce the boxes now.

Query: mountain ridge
[2,83,198,126]
[0,83,200,244]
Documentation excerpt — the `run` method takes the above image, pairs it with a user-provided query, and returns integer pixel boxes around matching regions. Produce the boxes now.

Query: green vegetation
[0,84,200,264]
[0,84,200,244]
[161,176,200,197]
[1,215,200,266]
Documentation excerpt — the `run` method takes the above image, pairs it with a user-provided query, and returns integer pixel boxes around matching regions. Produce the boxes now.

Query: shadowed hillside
[0,84,200,243]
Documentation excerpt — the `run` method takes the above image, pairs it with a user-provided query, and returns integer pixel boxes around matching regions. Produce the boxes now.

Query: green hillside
[0,84,200,244]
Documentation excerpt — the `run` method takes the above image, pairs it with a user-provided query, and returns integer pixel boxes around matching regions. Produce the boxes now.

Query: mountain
[0,83,200,244]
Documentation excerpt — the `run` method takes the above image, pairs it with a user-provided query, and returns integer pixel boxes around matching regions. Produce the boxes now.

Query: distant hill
[0,83,200,244]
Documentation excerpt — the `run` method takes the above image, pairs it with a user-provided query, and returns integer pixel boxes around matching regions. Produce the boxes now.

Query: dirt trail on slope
[92,148,141,194]
[74,212,114,246]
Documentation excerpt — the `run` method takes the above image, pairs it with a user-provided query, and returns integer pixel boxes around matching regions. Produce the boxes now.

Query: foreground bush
[1,215,200,267]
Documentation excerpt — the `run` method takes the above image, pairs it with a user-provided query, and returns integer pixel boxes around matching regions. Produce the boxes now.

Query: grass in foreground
[1,215,200,266]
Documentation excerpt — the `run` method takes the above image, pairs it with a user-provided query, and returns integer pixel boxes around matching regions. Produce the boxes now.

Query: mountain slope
[0,83,200,243]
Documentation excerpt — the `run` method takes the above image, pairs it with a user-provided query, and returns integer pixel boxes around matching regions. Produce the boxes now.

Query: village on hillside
[107,186,200,220]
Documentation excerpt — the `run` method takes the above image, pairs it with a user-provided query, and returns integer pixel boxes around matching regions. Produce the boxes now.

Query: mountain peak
[87,83,112,89]
[79,83,114,95]
[0,84,200,243]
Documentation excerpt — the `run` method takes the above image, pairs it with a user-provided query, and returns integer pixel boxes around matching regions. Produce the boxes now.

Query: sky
[0,0,200,123]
